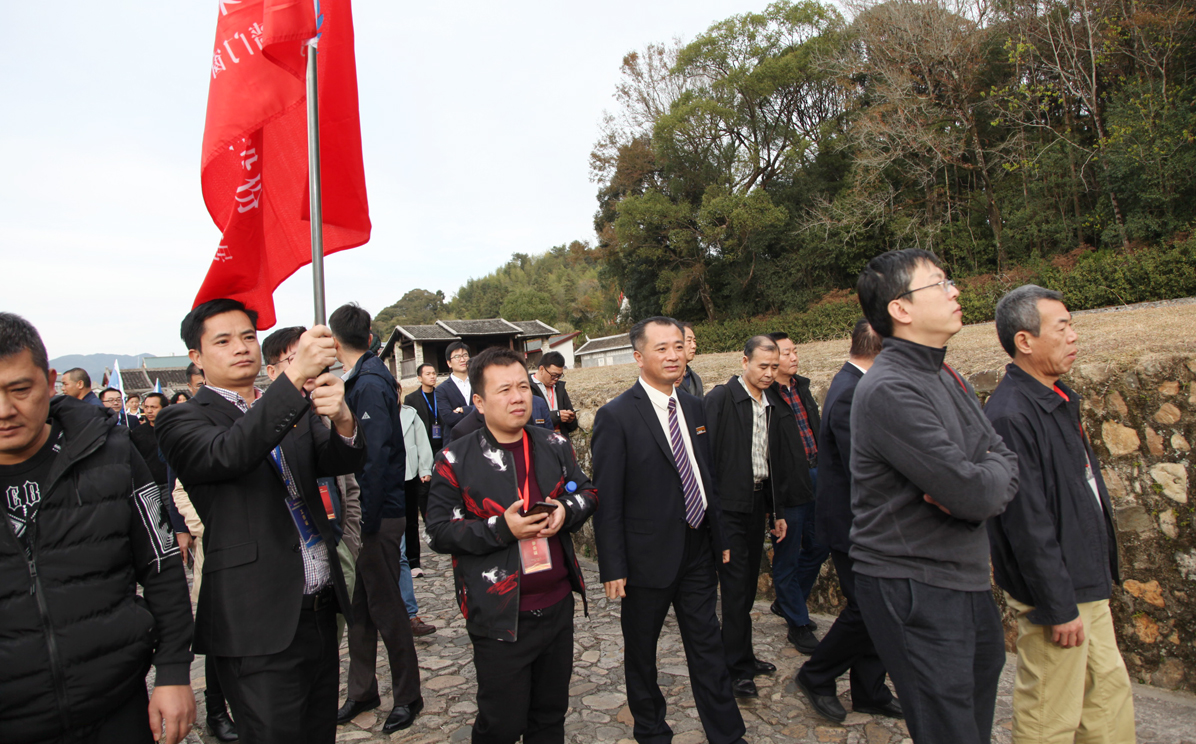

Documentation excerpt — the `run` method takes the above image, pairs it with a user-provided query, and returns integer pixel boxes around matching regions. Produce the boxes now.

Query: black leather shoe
[382,697,425,734]
[753,659,777,676]
[732,678,759,698]
[336,695,381,725]
[795,674,846,723]
[770,600,785,618]
[206,710,239,742]
[855,698,904,719]
[788,624,819,654]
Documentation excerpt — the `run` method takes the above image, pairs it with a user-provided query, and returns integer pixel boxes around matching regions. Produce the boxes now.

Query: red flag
[196,0,370,329]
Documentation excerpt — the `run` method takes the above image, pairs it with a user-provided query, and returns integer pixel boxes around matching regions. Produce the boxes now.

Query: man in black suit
[592,316,746,744]
[795,319,901,723]
[527,350,578,434]
[434,341,472,435]
[404,363,443,456]
[156,299,365,744]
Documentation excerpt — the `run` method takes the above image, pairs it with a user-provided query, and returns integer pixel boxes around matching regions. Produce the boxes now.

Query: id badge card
[287,496,325,549]
[519,537,553,574]
[432,424,442,440]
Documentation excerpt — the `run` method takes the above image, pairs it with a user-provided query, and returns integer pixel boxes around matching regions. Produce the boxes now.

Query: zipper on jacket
[27,542,73,733]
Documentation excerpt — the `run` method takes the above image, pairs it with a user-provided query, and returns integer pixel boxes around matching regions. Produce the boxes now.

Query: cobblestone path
[181,546,1196,744]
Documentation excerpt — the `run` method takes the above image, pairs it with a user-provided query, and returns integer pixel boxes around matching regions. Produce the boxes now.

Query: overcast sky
[2,0,778,359]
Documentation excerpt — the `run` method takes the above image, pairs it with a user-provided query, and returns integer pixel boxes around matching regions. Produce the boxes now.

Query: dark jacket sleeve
[550,436,597,531]
[127,446,194,686]
[157,375,310,486]
[351,377,400,535]
[591,405,629,583]
[989,414,1079,625]
[829,385,854,473]
[703,384,727,446]
[425,450,516,556]
[868,378,1018,523]
[437,384,466,431]
[558,385,579,434]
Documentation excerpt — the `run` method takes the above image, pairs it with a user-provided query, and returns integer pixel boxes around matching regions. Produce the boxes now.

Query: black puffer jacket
[426,425,597,641]
[0,397,193,743]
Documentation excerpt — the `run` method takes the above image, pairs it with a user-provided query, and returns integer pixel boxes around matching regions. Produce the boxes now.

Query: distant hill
[48,353,151,386]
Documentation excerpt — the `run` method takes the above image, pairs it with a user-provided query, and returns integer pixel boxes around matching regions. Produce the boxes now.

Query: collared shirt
[450,373,472,405]
[533,377,557,410]
[849,361,869,375]
[778,377,818,462]
[205,383,352,594]
[638,378,708,509]
[739,376,770,483]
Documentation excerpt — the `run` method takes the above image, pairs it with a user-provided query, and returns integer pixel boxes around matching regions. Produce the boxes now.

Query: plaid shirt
[205,384,353,594]
[778,378,818,463]
[739,377,770,483]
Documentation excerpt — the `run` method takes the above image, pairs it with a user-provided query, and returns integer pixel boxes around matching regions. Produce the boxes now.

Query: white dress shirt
[638,377,708,509]
[450,373,472,405]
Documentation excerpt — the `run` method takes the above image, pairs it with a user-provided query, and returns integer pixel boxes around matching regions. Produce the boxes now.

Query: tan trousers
[1006,595,1136,744]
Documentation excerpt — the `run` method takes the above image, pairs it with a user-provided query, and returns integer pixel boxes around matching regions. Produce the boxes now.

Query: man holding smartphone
[426,346,597,744]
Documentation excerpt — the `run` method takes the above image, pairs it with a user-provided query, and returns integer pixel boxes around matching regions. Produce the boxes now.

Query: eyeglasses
[896,278,955,299]
[545,371,563,381]
[280,352,296,366]
[450,353,470,362]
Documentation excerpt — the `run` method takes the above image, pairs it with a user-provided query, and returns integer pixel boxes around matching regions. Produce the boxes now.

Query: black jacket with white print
[426,423,598,642]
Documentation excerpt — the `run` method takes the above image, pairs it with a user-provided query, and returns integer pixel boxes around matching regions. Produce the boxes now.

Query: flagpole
[306,1,327,326]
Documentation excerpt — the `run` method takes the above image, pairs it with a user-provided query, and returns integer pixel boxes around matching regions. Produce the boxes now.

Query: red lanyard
[518,430,532,510]
[545,385,556,409]
[1053,384,1087,441]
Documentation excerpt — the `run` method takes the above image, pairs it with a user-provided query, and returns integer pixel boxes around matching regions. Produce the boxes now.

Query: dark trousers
[797,550,893,707]
[470,593,575,744]
[346,517,421,706]
[38,685,154,744]
[214,601,340,744]
[404,478,423,569]
[772,474,830,631]
[622,524,746,744]
[718,491,770,680]
[205,654,229,715]
[856,574,1005,744]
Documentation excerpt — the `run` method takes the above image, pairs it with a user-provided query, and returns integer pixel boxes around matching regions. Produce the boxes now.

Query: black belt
[753,480,768,492]
[301,586,336,612]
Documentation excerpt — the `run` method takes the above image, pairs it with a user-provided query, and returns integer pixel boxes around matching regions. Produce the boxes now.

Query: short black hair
[629,316,684,353]
[329,303,371,352]
[416,363,436,376]
[181,298,259,352]
[143,392,169,408]
[468,346,526,398]
[98,387,122,401]
[681,321,696,332]
[446,341,471,362]
[171,391,192,404]
[62,367,90,387]
[126,393,141,403]
[262,326,307,366]
[744,335,778,359]
[995,285,1065,358]
[849,318,883,359]
[186,362,203,379]
[767,331,789,343]
[539,351,566,369]
[856,249,943,338]
[0,313,50,379]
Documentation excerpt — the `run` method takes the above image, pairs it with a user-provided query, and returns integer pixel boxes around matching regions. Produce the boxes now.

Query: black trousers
[205,653,229,715]
[214,601,340,744]
[470,593,575,744]
[622,524,746,744]
[346,517,421,706]
[718,491,769,681]
[404,478,423,569]
[855,574,1005,744]
[796,550,893,707]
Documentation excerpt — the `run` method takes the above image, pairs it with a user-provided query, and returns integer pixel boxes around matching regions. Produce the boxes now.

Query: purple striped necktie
[667,398,705,528]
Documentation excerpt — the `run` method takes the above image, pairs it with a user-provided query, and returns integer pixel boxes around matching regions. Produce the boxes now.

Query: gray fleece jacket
[849,336,1019,591]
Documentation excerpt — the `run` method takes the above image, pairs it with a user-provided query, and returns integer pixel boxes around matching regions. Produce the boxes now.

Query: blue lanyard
[421,390,438,420]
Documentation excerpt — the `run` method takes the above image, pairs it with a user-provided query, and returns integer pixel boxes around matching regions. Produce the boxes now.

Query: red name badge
[519,537,553,574]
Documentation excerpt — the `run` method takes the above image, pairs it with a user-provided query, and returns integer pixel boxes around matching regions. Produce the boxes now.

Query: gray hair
[995,285,1064,358]
[743,335,778,359]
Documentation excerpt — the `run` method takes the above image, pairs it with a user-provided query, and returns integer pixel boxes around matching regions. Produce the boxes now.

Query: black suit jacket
[404,388,442,449]
[434,377,471,432]
[528,374,579,434]
[814,362,864,552]
[592,381,727,588]
[155,378,365,657]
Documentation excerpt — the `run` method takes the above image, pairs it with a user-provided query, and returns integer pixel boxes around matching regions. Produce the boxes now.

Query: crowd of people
[0,247,1135,744]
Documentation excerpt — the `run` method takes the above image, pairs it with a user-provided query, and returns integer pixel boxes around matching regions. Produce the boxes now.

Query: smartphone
[521,501,559,517]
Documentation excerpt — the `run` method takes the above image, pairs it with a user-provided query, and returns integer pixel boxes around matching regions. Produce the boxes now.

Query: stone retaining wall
[563,354,1195,691]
